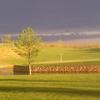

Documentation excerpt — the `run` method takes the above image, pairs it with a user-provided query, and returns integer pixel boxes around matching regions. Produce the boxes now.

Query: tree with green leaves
[14,27,41,75]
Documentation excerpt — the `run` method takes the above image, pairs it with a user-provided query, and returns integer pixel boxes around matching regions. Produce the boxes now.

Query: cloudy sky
[0,0,100,33]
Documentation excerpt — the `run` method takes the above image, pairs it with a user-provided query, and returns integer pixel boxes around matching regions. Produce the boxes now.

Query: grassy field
[0,74,100,100]
[0,44,100,65]
[35,47,100,62]
[0,44,100,100]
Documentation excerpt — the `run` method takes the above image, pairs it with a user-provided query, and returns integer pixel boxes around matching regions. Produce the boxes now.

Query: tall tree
[14,27,41,75]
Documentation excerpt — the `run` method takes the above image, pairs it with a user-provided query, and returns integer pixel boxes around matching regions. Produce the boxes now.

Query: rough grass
[0,74,100,100]
[0,44,25,65]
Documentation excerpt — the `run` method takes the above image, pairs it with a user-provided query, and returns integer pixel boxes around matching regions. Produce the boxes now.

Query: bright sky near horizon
[0,0,100,33]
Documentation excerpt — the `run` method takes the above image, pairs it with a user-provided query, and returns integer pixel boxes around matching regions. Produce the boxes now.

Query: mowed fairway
[0,44,100,65]
[0,74,100,100]
[35,47,100,63]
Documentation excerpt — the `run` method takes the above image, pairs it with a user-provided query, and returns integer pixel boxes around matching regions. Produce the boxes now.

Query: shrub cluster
[32,63,100,73]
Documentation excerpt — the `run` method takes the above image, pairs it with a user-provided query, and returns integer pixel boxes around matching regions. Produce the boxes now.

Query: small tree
[14,27,41,75]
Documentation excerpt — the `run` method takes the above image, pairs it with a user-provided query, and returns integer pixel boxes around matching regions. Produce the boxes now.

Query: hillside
[0,44,100,65]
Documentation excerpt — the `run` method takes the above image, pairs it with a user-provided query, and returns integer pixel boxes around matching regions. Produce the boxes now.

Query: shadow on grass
[0,79,88,83]
[0,86,100,97]
[86,48,100,53]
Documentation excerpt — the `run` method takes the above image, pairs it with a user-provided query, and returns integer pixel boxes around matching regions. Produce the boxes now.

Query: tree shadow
[0,86,100,98]
[0,79,88,83]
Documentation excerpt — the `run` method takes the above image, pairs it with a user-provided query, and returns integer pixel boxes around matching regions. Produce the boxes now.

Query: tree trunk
[28,50,32,75]
[29,64,32,75]
[28,58,32,75]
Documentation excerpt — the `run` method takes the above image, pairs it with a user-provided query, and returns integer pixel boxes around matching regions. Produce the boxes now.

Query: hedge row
[1,64,100,75]
[32,65,100,73]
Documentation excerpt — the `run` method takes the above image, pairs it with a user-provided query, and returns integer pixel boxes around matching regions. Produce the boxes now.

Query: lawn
[35,47,100,62]
[0,74,100,100]
[0,44,100,65]
[0,44,100,100]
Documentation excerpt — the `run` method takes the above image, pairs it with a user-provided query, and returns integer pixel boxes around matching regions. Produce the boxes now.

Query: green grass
[35,47,100,62]
[0,44,100,99]
[0,44,100,65]
[35,47,100,66]
[0,74,100,100]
